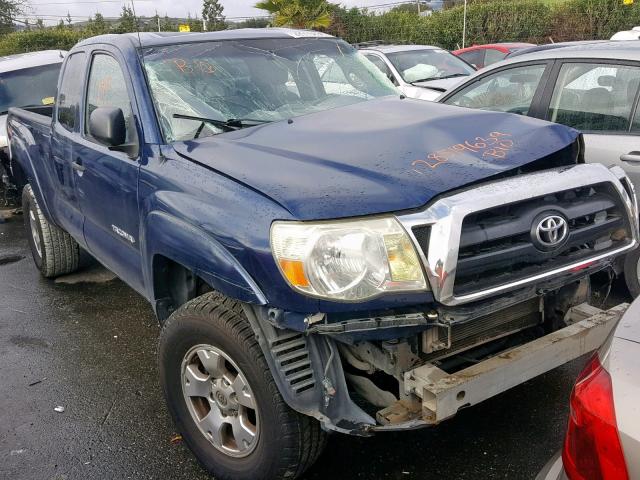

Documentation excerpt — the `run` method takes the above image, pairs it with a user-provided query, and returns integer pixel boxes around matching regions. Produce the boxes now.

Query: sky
[24,0,395,23]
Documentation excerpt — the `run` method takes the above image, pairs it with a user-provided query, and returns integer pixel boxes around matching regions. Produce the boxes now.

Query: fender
[142,210,267,311]
[7,116,54,221]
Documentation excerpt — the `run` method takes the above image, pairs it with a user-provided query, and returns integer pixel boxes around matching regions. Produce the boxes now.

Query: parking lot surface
[0,210,616,479]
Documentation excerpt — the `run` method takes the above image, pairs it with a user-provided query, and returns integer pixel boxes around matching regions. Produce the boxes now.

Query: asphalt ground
[0,208,628,480]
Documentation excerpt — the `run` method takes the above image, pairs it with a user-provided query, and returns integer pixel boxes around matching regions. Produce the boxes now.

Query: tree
[117,6,137,33]
[86,13,110,36]
[202,0,225,31]
[66,12,72,27]
[0,0,27,34]
[35,18,45,29]
[160,15,176,32]
[255,0,333,29]
[146,12,160,32]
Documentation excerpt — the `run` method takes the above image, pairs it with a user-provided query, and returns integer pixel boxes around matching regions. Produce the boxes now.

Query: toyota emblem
[534,214,569,249]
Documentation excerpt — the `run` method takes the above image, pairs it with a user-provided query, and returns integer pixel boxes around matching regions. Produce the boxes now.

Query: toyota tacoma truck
[7,29,640,480]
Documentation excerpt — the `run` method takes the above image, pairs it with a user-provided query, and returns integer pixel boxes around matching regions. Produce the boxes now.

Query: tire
[624,247,640,298]
[22,184,80,278]
[158,292,327,480]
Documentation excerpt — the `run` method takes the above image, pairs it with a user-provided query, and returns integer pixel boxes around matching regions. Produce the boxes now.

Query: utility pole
[416,0,420,14]
[462,0,467,48]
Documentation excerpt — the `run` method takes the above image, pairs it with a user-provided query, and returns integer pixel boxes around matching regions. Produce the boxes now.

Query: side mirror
[89,107,126,147]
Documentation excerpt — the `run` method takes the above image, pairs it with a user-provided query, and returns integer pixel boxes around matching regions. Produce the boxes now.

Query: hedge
[0,0,639,56]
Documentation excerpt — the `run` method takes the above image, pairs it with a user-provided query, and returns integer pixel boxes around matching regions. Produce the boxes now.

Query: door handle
[71,160,85,172]
[621,152,640,164]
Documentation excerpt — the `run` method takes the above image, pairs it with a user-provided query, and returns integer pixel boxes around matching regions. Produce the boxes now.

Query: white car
[358,44,476,101]
[0,50,65,192]
[612,27,640,40]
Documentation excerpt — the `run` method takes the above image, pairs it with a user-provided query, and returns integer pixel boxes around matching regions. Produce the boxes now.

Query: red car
[453,42,536,69]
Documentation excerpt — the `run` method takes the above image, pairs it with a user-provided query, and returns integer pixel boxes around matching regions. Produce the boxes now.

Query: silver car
[358,44,476,101]
[0,50,65,191]
[537,298,640,480]
[439,41,640,295]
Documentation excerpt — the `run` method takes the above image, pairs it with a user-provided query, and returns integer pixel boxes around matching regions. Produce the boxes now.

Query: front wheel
[158,292,327,480]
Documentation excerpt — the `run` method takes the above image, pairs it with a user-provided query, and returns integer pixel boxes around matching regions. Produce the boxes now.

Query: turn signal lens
[562,354,629,480]
[278,259,309,287]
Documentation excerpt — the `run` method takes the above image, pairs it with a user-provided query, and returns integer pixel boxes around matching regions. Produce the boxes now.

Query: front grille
[452,183,630,296]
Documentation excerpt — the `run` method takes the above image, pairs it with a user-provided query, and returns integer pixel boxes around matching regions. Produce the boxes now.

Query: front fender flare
[143,211,267,312]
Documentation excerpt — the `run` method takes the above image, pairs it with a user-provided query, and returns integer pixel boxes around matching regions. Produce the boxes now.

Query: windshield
[0,63,61,114]
[142,38,398,142]
[386,49,475,84]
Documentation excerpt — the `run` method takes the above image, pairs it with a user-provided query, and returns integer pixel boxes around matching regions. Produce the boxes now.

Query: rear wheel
[22,184,79,278]
[159,292,327,480]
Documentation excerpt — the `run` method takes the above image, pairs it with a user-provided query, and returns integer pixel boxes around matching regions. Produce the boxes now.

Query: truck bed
[7,106,54,213]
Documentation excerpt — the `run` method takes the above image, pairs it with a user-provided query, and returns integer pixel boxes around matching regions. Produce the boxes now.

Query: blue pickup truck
[7,29,640,480]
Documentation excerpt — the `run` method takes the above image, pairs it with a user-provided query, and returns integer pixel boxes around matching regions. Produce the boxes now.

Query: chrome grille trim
[397,164,639,306]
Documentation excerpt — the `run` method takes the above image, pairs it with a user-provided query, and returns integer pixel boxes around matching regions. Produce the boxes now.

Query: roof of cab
[0,50,66,73]
[74,28,334,51]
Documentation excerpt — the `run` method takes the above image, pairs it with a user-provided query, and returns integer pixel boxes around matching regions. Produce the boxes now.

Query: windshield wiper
[411,73,468,84]
[173,113,271,139]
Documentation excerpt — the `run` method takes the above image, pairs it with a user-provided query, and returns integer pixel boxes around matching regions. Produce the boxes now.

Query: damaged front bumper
[392,302,627,428]
[247,301,627,436]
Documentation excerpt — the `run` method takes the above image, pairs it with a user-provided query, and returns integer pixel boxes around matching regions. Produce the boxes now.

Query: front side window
[142,38,397,142]
[445,64,547,116]
[57,53,86,131]
[386,49,475,84]
[0,62,61,115]
[548,62,640,132]
[85,54,134,144]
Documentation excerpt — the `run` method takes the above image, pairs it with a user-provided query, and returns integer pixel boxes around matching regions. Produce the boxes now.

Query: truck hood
[173,97,579,220]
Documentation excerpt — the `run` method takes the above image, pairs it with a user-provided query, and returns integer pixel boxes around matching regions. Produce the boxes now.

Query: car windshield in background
[142,38,398,142]
[0,63,61,114]
[386,49,475,84]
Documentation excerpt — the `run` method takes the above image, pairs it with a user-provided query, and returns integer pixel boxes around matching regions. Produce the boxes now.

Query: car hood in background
[0,115,7,149]
[173,97,579,220]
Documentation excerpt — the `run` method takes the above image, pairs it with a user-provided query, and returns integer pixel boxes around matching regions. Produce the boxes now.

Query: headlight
[271,217,427,301]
